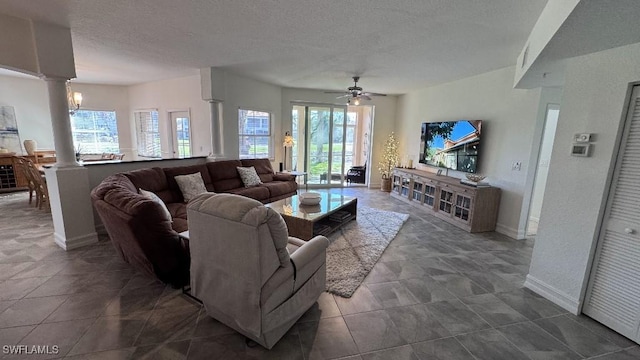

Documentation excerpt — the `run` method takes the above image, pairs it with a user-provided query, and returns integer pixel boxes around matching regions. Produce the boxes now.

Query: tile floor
[0,188,638,359]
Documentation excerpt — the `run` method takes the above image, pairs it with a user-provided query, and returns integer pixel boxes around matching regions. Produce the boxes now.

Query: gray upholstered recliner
[186,192,329,349]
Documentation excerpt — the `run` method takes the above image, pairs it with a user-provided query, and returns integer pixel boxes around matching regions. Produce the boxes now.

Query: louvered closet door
[583,86,640,343]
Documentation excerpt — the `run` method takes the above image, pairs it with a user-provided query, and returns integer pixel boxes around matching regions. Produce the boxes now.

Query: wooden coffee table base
[281,198,357,240]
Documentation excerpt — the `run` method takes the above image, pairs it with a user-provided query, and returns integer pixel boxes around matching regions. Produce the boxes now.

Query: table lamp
[283,131,294,171]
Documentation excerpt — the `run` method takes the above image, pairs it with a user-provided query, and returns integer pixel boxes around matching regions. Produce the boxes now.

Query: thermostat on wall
[574,133,592,143]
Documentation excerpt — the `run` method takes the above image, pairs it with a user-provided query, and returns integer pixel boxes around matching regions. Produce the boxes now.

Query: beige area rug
[326,206,409,298]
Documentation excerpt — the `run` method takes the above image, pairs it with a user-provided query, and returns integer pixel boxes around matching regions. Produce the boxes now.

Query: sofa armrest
[289,236,329,290]
[273,173,296,181]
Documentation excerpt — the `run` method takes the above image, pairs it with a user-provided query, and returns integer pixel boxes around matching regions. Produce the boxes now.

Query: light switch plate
[571,143,591,157]
[574,133,592,143]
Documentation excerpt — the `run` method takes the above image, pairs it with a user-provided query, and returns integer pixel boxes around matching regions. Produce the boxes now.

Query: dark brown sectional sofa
[91,159,297,287]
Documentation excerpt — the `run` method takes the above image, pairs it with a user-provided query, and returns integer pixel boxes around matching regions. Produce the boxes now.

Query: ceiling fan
[325,76,387,105]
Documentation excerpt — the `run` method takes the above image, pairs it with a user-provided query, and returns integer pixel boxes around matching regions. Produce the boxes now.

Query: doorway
[291,103,372,187]
[169,111,191,158]
[526,104,560,237]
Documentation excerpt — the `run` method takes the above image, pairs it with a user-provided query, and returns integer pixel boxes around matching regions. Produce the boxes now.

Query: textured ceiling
[0,0,548,93]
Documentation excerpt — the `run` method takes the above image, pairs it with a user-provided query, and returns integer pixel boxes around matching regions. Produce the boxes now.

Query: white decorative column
[209,100,225,159]
[44,77,78,167]
[43,76,98,250]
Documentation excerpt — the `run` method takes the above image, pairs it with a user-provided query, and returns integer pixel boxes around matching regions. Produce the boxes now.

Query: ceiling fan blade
[335,94,350,99]
[363,92,387,97]
[361,95,372,101]
[324,91,348,94]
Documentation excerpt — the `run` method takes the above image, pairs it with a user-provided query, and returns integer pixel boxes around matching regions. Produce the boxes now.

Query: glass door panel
[439,189,454,214]
[424,184,436,207]
[330,109,346,184]
[170,111,191,158]
[454,194,473,223]
[308,107,331,185]
[412,181,423,202]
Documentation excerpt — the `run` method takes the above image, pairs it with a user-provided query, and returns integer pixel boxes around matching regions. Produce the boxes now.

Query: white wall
[215,72,282,160]
[396,66,545,238]
[128,74,211,159]
[281,88,398,186]
[0,73,54,151]
[0,74,132,156]
[528,107,559,224]
[71,83,130,156]
[526,42,640,313]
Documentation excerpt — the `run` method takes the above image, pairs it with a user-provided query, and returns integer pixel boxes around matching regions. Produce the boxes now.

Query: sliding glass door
[292,104,348,186]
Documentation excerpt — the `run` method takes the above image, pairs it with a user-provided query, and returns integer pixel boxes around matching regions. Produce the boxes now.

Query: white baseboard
[54,232,99,251]
[524,274,581,314]
[495,223,525,239]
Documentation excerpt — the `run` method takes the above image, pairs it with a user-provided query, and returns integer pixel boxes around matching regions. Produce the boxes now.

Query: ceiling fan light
[353,97,360,106]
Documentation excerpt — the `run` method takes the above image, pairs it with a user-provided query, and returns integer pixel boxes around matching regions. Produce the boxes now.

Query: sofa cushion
[172,218,188,233]
[123,168,174,204]
[139,188,172,221]
[207,160,244,191]
[166,203,188,220]
[164,165,212,203]
[175,172,208,202]
[241,159,274,183]
[261,181,297,199]
[228,186,270,201]
[237,166,263,187]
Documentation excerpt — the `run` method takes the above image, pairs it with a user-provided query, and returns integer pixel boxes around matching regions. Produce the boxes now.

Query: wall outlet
[512,161,522,171]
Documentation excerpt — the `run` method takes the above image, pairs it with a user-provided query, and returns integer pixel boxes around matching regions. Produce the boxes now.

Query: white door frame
[525,104,560,237]
[168,109,191,158]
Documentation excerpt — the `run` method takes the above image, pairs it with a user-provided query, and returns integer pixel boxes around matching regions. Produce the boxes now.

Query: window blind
[135,110,161,158]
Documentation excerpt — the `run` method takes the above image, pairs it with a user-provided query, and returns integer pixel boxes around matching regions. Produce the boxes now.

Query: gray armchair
[187,192,329,349]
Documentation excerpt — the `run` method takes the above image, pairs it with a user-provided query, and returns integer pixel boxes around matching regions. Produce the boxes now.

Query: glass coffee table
[266,192,357,240]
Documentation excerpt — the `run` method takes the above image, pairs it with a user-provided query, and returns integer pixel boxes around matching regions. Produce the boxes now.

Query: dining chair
[12,156,37,206]
[24,159,49,210]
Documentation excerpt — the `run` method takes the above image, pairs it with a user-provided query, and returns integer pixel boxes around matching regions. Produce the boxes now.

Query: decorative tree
[378,132,400,179]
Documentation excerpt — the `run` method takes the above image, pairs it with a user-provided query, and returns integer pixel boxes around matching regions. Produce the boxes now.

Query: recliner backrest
[187,193,291,336]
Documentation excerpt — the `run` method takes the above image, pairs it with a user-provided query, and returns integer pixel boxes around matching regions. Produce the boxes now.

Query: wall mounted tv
[419,120,482,173]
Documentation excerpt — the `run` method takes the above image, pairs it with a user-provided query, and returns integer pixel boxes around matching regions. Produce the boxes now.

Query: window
[135,110,161,158]
[239,109,272,159]
[70,110,119,153]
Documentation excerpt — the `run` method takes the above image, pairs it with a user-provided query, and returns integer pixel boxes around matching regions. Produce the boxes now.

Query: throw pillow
[139,188,172,222]
[237,166,263,187]
[175,172,208,202]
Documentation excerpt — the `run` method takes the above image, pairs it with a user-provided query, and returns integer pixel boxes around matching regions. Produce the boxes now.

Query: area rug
[326,206,409,298]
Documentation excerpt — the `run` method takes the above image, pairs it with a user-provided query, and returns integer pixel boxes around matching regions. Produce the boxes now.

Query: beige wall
[527,42,640,313]
[71,82,130,156]
[0,73,53,151]
[212,72,283,161]
[128,74,211,159]
[396,66,551,238]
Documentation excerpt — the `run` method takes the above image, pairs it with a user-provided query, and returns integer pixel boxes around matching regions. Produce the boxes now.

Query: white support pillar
[209,100,225,159]
[44,77,78,167]
[43,76,98,250]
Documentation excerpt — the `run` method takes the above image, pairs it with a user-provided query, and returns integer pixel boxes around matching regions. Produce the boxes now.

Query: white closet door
[583,86,640,343]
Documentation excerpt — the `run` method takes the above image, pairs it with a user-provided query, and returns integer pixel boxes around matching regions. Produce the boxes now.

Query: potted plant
[75,144,83,162]
[378,132,400,192]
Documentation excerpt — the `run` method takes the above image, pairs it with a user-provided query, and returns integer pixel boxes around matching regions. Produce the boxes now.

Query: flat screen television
[419,120,482,173]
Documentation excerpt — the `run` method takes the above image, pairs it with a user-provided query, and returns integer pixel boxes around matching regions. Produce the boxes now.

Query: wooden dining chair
[24,159,49,210]
[12,156,37,206]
